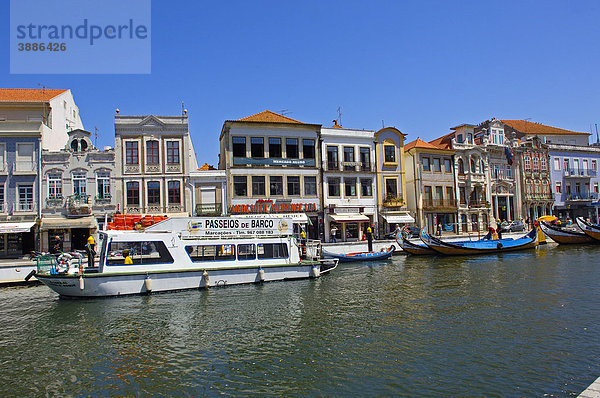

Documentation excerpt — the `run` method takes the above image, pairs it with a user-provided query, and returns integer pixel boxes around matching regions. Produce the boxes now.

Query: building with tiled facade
[114,112,198,217]
[40,129,116,252]
[0,88,84,257]
[219,110,322,238]
[404,138,457,233]
[374,127,413,236]
[321,122,377,242]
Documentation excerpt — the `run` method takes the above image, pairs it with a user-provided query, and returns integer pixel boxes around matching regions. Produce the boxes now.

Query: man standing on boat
[86,234,96,268]
[366,224,373,252]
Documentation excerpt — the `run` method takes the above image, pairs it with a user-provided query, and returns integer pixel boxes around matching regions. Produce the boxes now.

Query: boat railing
[305,239,322,260]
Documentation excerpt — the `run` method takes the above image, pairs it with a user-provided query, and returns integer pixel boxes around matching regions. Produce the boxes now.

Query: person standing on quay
[86,234,96,268]
[330,225,338,243]
[366,224,373,252]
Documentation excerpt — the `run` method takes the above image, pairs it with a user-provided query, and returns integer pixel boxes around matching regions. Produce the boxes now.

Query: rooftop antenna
[382,120,385,128]
[38,83,49,94]
[336,106,342,127]
[94,126,99,147]
[596,123,599,144]
[279,109,292,116]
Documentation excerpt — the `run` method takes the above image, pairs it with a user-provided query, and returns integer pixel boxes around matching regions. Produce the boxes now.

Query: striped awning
[0,221,35,234]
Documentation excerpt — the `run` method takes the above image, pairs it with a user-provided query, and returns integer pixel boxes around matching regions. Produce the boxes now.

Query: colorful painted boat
[540,221,595,245]
[395,232,436,255]
[419,229,538,256]
[575,217,600,242]
[322,245,396,262]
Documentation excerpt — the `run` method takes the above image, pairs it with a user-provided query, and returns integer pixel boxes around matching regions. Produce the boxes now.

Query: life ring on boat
[134,222,143,231]
[497,242,503,249]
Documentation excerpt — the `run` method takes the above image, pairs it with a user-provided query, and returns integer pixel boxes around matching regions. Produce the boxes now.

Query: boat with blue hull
[32,217,338,298]
[420,229,538,256]
[322,245,395,262]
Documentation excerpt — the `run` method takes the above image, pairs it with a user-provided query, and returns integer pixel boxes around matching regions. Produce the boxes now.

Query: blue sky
[2,0,600,164]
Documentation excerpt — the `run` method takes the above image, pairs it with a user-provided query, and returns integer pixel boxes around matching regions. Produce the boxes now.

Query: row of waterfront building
[1,88,599,257]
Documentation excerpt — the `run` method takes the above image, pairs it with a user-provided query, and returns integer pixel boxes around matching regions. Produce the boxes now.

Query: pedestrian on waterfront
[366,224,373,252]
[330,225,338,243]
[437,223,442,237]
[394,224,401,237]
[86,234,96,268]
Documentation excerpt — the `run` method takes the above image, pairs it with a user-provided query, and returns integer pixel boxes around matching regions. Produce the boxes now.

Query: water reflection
[0,245,599,396]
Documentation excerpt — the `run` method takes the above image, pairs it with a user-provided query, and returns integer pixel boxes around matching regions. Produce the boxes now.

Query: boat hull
[540,222,595,245]
[35,263,321,298]
[395,235,436,255]
[576,217,600,241]
[322,247,395,262]
[420,230,538,256]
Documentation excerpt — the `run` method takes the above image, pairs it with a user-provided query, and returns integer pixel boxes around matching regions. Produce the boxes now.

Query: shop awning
[40,216,98,230]
[329,213,369,223]
[0,221,35,234]
[381,214,415,224]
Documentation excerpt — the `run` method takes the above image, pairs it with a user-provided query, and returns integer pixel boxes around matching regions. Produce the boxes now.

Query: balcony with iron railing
[326,161,374,172]
[563,168,597,178]
[195,203,223,216]
[45,196,64,208]
[67,195,91,215]
[422,198,458,209]
[95,195,112,205]
[16,201,36,212]
[564,192,599,201]
[383,194,404,207]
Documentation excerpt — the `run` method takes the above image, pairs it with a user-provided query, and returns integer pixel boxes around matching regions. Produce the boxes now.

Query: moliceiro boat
[575,217,600,242]
[419,229,538,256]
[395,231,436,255]
[33,217,338,298]
[540,221,595,245]
[322,245,395,262]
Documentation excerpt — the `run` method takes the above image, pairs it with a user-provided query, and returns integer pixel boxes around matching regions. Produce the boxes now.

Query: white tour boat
[33,216,338,298]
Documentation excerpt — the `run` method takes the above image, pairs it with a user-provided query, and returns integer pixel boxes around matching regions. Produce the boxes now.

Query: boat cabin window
[186,244,236,262]
[106,241,174,265]
[238,244,256,260]
[257,243,288,259]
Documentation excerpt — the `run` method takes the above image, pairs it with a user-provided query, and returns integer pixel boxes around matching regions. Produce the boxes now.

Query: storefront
[0,222,36,258]
[424,212,457,234]
[40,216,98,252]
[327,213,370,242]
[379,213,415,235]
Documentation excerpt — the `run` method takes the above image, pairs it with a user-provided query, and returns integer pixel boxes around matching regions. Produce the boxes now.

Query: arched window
[70,140,79,152]
[470,158,476,173]
[457,158,465,174]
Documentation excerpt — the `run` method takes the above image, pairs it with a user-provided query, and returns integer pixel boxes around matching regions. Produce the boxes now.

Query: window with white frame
[0,184,4,211]
[592,159,597,171]
[506,165,512,179]
[556,182,561,194]
[167,141,180,164]
[498,129,504,145]
[18,184,34,211]
[16,143,34,171]
[594,182,599,194]
[541,157,547,171]
[147,181,161,204]
[168,181,181,204]
[48,173,62,199]
[0,143,5,170]
[554,158,561,171]
[96,172,111,199]
[533,157,539,171]
[525,156,531,171]
[72,172,87,197]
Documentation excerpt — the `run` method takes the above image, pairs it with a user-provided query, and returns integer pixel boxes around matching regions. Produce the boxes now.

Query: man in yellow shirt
[86,234,96,268]
[122,250,133,264]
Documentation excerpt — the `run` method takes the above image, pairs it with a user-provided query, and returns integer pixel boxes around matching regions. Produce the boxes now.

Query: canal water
[1,244,599,396]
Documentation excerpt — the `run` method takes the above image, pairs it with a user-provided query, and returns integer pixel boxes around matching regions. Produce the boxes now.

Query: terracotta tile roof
[238,110,303,124]
[501,119,589,136]
[405,138,451,151]
[429,132,455,150]
[198,163,216,171]
[0,88,68,102]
